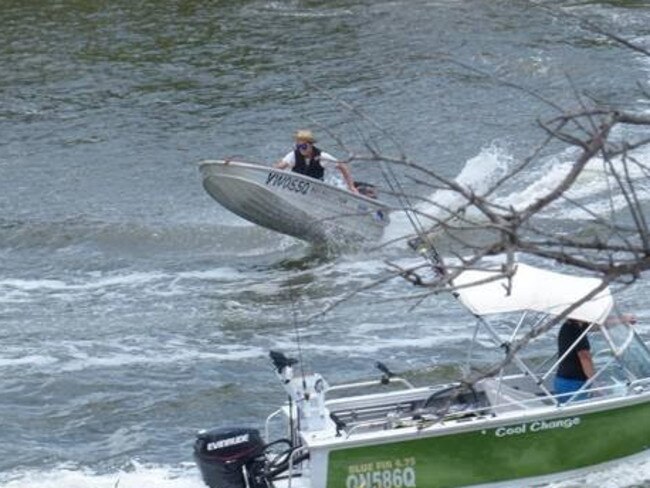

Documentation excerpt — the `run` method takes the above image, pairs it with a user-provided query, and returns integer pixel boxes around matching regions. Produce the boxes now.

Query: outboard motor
[194,427,265,488]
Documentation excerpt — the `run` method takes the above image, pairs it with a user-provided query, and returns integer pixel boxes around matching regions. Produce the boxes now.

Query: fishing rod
[287,285,308,444]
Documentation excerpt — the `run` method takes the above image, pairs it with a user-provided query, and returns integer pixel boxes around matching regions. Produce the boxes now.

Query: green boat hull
[327,400,650,488]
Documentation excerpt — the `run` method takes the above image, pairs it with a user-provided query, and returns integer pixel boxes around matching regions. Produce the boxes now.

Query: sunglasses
[296,142,310,151]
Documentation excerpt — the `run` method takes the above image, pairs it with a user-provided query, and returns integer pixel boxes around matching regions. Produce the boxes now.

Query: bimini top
[453,263,613,325]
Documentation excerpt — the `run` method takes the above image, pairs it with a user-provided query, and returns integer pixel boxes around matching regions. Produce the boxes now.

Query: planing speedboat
[199,160,391,245]
[193,262,650,488]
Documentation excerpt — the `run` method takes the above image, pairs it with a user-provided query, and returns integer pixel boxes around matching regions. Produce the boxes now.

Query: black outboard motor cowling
[194,427,265,488]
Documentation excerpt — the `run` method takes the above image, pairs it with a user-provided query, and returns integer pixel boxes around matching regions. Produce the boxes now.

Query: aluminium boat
[193,262,650,488]
[199,160,391,245]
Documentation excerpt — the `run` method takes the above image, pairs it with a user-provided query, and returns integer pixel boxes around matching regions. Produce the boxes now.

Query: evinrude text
[206,433,250,451]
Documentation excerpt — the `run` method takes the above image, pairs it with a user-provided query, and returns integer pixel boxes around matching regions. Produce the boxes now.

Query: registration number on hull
[265,172,311,195]
[345,458,417,488]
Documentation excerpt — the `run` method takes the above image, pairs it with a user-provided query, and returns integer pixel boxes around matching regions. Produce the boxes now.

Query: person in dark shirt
[554,314,638,404]
[554,319,594,403]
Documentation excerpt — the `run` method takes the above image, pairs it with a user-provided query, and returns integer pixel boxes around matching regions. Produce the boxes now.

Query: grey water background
[2,0,650,486]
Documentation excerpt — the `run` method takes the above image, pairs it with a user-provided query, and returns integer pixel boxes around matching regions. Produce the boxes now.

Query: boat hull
[199,160,390,245]
[323,397,650,488]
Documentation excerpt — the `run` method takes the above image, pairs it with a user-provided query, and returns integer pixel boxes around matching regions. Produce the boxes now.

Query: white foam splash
[0,341,267,374]
[0,272,166,297]
[0,354,57,368]
[269,329,468,355]
[1,453,647,488]
[56,345,267,373]
[497,144,650,219]
[0,462,201,488]
[0,266,247,304]
[382,144,511,244]
[382,137,650,243]
[546,451,650,487]
[419,143,511,217]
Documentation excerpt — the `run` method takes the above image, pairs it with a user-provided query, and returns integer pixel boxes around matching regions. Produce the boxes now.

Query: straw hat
[294,129,316,143]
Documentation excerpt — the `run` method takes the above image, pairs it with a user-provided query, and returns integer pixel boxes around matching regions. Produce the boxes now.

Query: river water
[2,0,650,487]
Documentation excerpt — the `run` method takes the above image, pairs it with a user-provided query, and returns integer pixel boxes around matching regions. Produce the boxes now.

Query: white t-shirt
[281,150,338,169]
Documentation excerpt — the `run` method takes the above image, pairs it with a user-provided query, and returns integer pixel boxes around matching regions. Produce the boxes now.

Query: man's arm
[274,160,289,169]
[275,152,293,169]
[577,349,595,379]
[605,313,637,325]
[336,162,359,193]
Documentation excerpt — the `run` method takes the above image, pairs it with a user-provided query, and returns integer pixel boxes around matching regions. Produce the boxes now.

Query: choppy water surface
[2,0,650,486]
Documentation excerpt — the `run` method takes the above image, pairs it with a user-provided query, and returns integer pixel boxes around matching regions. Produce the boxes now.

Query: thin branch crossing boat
[199,160,391,245]
[193,263,650,488]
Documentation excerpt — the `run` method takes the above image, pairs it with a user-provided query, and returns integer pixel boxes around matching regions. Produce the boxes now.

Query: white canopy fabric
[453,263,613,325]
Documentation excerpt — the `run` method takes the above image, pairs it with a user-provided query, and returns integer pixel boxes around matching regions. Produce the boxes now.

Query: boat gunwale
[300,385,650,450]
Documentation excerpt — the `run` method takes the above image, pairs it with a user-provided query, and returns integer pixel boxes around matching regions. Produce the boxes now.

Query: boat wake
[548,452,650,488]
[381,143,511,245]
[381,140,650,249]
[1,454,649,488]
[0,216,298,259]
[0,462,200,488]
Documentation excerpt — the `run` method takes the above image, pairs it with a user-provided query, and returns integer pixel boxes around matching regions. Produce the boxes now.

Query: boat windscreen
[592,324,650,380]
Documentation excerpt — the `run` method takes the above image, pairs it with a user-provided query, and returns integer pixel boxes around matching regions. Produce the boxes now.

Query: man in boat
[555,314,637,403]
[274,129,359,194]
[555,319,594,403]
